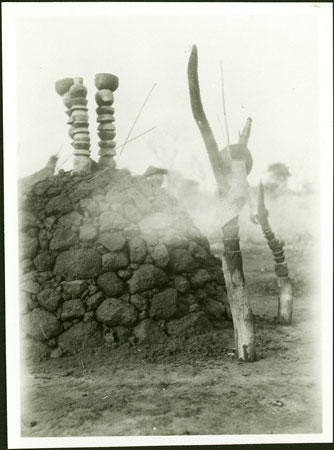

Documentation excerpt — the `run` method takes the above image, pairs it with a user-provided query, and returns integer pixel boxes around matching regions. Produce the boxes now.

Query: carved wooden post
[69,77,92,173]
[256,180,293,324]
[55,77,92,173]
[55,77,74,136]
[188,44,256,361]
[222,217,256,361]
[94,73,119,169]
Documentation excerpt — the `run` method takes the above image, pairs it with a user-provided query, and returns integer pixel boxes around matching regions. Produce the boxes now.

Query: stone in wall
[97,272,125,297]
[58,321,103,355]
[167,311,213,339]
[133,318,167,344]
[150,244,169,268]
[128,264,167,294]
[98,232,126,252]
[102,252,129,271]
[19,233,39,260]
[96,298,138,327]
[170,249,195,273]
[37,288,62,312]
[22,308,62,341]
[54,248,102,280]
[61,299,85,320]
[149,289,178,320]
[33,252,55,272]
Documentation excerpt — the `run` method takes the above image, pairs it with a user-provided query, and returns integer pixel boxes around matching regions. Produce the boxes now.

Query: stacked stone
[19,168,228,358]
[94,73,119,169]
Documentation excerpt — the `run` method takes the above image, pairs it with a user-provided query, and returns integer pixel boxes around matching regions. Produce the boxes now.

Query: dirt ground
[20,241,322,437]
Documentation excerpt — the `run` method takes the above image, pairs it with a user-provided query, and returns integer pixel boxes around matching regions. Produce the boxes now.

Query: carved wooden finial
[94,73,119,169]
[55,77,92,173]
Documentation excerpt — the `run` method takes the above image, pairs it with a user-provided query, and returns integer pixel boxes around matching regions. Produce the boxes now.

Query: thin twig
[87,167,108,182]
[217,113,226,142]
[115,126,156,151]
[55,143,65,157]
[39,324,48,340]
[118,82,157,157]
[56,155,71,171]
[220,62,231,160]
[81,359,88,374]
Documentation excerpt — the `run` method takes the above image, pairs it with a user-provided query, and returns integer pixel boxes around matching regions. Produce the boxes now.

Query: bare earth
[21,242,322,437]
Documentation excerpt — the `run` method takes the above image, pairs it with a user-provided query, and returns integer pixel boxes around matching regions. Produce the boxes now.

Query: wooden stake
[277,277,293,324]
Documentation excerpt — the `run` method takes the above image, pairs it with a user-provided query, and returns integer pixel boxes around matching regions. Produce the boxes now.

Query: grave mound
[19,167,229,357]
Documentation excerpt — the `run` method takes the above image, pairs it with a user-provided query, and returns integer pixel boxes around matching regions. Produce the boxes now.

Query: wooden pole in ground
[187,44,256,361]
[222,217,256,361]
[256,180,293,324]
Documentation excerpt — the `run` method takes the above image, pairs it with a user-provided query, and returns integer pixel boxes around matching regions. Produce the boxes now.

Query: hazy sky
[10,4,325,190]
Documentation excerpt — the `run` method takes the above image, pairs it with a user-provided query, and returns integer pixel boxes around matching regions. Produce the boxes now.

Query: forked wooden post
[187,44,256,361]
[256,180,293,324]
[187,46,228,195]
[238,117,252,148]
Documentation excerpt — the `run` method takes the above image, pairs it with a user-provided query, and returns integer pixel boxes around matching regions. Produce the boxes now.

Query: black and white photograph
[2,2,333,448]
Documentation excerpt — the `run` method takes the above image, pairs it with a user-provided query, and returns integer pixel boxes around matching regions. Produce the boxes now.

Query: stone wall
[19,167,229,357]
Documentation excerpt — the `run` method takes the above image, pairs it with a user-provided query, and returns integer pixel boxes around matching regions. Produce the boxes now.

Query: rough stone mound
[19,167,229,357]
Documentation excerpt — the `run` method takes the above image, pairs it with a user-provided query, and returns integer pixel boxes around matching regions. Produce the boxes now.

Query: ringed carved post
[94,73,119,169]
[55,77,92,173]
[55,77,74,141]
[69,77,92,173]
[187,44,256,361]
[256,180,293,324]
